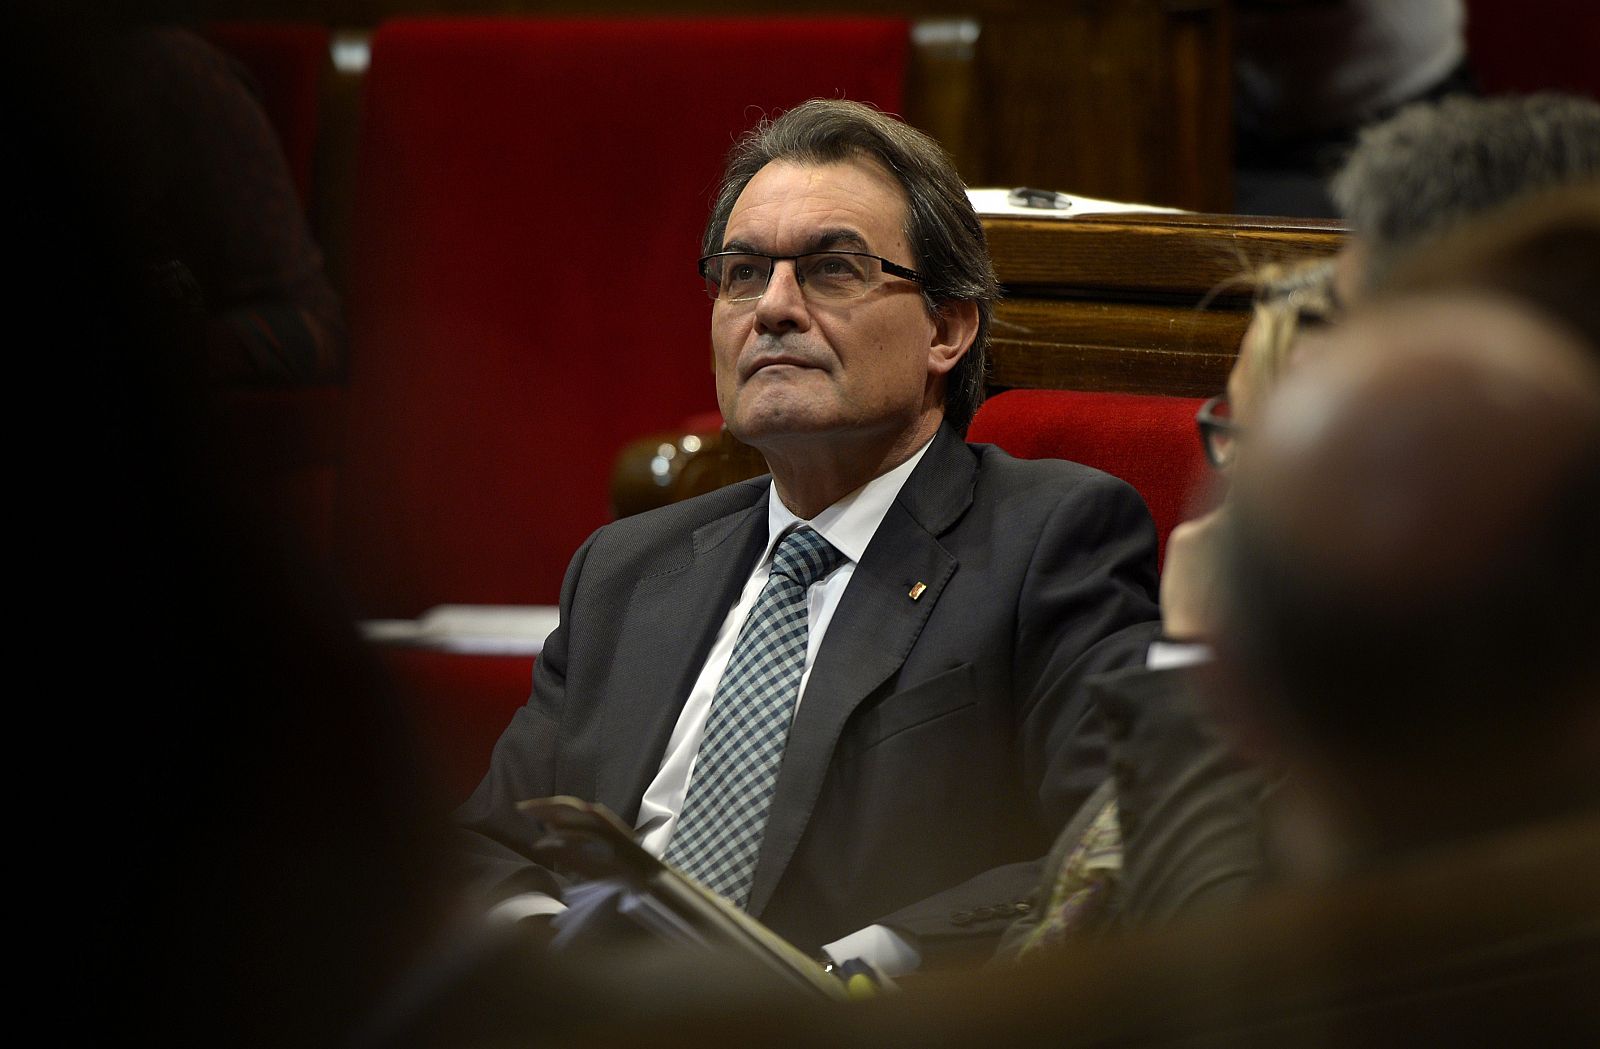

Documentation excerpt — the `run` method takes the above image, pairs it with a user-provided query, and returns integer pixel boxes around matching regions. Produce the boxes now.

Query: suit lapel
[593,483,770,821]
[746,428,978,916]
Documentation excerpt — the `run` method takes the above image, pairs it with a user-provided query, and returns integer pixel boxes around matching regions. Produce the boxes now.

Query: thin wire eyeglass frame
[698,250,925,304]
[1197,393,1245,471]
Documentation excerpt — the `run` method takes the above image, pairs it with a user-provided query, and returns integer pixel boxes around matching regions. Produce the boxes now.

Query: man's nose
[754,259,812,334]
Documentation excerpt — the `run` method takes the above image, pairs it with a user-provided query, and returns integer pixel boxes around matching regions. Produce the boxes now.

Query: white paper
[359,604,561,655]
[967,187,1184,219]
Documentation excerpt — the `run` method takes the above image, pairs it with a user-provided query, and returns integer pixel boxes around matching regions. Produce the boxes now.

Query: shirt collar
[763,435,936,567]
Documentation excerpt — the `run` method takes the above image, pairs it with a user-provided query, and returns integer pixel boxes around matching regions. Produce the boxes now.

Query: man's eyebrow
[809,229,871,252]
[718,229,873,255]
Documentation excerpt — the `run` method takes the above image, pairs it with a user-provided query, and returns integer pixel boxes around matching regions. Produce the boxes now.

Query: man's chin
[726,407,844,448]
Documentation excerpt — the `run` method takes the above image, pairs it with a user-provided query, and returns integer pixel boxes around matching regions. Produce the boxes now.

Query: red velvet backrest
[967,389,1214,565]
[203,22,329,208]
[1464,1,1600,99]
[337,17,908,616]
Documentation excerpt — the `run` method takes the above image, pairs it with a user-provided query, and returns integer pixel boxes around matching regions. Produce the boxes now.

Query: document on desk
[520,795,849,1000]
[967,187,1185,219]
[360,604,561,654]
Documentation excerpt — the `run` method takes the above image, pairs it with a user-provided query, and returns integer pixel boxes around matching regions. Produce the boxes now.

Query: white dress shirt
[493,438,932,976]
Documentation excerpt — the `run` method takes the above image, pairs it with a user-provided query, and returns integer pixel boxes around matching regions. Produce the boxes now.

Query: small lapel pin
[908,581,927,601]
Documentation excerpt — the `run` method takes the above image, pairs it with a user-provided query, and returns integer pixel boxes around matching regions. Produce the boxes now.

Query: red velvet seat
[336,16,909,618]
[376,649,539,803]
[968,389,1214,565]
[1465,1,1600,99]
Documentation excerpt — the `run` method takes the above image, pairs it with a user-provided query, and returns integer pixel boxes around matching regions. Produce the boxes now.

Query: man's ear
[928,299,979,378]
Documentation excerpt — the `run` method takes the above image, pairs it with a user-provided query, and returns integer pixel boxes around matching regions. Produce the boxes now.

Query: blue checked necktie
[664,525,846,907]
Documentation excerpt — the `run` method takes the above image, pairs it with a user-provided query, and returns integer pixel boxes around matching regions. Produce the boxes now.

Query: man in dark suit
[457,99,1159,970]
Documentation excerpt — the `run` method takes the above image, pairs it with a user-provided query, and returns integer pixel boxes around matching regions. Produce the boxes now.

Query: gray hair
[703,99,999,434]
[1331,93,1600,290]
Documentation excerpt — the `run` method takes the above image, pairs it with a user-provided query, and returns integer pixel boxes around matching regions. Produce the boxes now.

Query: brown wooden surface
[989,298,1245,397]
[963,2,1234,210]
[983,211,1343,396]
[612,426,767,514]
[986,214,1346,295]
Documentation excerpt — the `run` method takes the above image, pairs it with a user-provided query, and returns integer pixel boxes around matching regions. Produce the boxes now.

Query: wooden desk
[984,211,1345,398]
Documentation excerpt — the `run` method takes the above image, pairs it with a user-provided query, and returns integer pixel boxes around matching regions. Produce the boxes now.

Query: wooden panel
[1164,0,1236,211]
[967,2,1233,210]
[986,214,1345,298]
[990,298,1244,396]
[904,21,980,173]
[981,211,1345,397]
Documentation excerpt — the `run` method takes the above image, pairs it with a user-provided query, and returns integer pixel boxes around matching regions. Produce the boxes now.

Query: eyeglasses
[698,250,924,304]
[1197,394,1244,470]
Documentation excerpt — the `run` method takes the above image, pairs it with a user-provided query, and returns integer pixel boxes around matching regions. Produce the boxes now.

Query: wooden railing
[986,211,1345,398]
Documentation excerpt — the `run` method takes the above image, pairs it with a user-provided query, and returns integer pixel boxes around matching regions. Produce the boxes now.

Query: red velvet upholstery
[682,410,726,434]
[203,22,329,208]
[377,648,538,803]
[336,17,908,616]
[968,389,1214,565]
[1465,1,1600,99]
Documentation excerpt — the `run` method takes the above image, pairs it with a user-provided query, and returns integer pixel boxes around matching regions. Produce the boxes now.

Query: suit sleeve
[877,470,1161,958]
[452,531,600,903]
[1096,665,1273,926]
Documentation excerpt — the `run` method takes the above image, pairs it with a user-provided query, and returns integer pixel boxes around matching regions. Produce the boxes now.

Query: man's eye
[810,255,865,281]
[728,263,757,282]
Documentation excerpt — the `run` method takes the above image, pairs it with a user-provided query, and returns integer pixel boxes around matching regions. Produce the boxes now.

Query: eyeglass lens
[706,252,881,303]
[1200,396,1238,470]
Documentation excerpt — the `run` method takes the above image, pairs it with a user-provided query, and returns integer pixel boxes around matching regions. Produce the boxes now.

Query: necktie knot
[770,526,846,589]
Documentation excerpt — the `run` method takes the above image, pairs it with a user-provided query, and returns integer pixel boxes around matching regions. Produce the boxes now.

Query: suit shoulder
[968,441,1144,506]
[584,475,768,555]
[963,442,1158,557]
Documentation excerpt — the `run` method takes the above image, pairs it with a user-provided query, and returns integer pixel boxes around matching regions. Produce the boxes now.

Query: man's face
[710,159,955,452]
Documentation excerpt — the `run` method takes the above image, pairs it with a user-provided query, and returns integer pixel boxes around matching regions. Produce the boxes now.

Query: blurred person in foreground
[79,23,347,383]
[13,11,431,1046]
[1212,183,1600,877]
[1005,187,1600,955]
[1214,297,1599,883]
[1232,0,1470,217]
[1328,91,1600,300]
[1172,92,1600,647]
[1386,183,1600,352]
[998,258,1343,952]
[1044,94,1600,936]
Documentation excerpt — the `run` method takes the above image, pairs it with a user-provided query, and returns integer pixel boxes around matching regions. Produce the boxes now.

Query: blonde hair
[1240,257,1342,401]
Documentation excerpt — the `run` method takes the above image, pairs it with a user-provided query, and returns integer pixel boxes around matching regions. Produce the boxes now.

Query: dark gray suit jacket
[457,425,1160,956]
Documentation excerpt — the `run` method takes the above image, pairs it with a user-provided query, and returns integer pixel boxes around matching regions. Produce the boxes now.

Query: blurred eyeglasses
[1197,394,1243,470]
[698,250,923,304]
